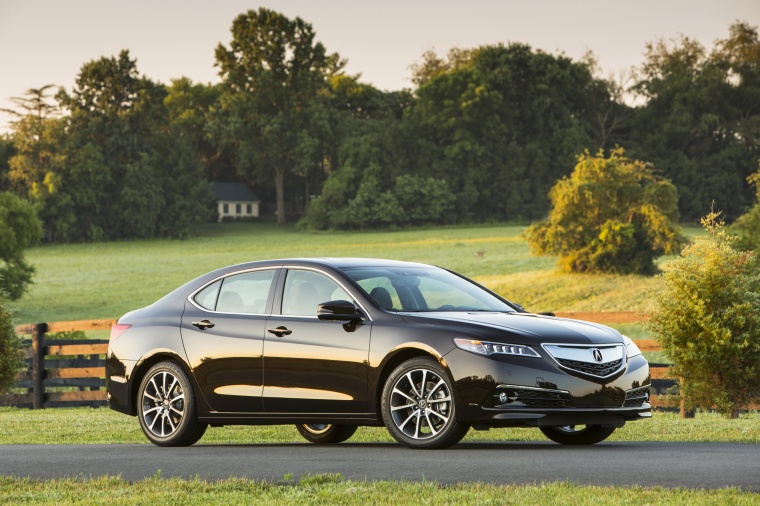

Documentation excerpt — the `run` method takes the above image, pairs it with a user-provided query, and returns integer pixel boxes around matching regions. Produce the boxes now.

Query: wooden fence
[1,319,116,409]
[2,313,684,411]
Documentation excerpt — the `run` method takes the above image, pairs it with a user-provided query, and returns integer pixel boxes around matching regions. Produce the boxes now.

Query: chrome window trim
[187,266,280,316]
[541,343,627,379]
[280,265,373,322]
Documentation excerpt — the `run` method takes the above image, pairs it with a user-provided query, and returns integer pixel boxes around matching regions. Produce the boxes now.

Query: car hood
[399,312,622,345]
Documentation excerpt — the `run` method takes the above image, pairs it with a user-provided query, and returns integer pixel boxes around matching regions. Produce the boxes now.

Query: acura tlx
[106,258,651,449]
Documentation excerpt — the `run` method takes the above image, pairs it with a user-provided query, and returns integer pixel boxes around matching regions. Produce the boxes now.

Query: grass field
[1,475,756,505]
[12,222,699,324]
[0,408,757,445]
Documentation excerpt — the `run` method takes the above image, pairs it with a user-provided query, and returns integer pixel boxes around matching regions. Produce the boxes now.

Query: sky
[1,0,758,132]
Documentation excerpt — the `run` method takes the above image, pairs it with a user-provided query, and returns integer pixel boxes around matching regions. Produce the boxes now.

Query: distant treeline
[0,9,758,240]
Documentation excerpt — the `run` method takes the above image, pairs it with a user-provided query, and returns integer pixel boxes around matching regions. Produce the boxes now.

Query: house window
[247,204,252,214]
[222,203,229,214]
[236,203,242,214]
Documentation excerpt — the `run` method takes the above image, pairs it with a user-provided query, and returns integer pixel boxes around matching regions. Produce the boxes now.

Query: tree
[630,22,760,221]
[648,212,760,417]
[0,136,15,191]
[0,192,42,299]
[0,85,61,192]
[215,8,339,224]
[1,86,71,241]
[0,292,22,394]
[165,78,235,183]
[408,44,610,222]
[58,51,212,240]
[526,149,686,275]
[731,165,760,252]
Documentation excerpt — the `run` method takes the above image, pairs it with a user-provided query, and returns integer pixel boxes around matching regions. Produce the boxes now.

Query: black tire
[381,357,469,449]
[540,425,616,445]
[137,361,207,447]
[295,424,357,444]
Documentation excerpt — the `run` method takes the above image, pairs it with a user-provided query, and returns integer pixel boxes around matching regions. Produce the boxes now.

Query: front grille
[512,388,572,408]
[623,387,650,407]
[556,358,623,378]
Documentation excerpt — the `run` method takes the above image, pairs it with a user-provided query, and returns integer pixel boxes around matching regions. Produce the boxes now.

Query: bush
[526,149,686,275]
[648,212,760,418]
[0,293,22,394]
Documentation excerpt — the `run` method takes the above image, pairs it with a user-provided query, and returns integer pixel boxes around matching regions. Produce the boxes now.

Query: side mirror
[317,300,360,321]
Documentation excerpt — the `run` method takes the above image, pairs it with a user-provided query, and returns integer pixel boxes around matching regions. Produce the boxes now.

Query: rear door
[180,267,279,413]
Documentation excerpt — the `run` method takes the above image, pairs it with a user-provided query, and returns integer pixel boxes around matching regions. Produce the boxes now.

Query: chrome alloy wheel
[389,368,452,440]
[141,370,186,438]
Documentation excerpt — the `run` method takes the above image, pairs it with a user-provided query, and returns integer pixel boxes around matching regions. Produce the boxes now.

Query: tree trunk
[275,167,286,225]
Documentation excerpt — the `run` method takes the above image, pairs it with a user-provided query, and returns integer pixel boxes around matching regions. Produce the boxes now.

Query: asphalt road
[2,442,758,490]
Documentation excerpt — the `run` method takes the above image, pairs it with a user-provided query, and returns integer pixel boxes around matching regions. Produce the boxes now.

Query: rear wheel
[381,357,469,449]
[295,424,357,444]
[540,425,615,445]
[137,362,207,447]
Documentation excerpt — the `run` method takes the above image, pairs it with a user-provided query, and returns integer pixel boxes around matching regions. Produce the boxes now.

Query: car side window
[213,269,276,314]
[282,269,352,316]
[194,280,221,310]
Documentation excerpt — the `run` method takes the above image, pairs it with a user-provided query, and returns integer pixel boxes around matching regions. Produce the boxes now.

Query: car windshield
[342,266,516,313]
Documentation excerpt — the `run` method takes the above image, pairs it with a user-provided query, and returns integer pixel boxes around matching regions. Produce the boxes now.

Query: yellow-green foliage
[0,293,22,394]
[648,214,760,417]
[526,149,686,275]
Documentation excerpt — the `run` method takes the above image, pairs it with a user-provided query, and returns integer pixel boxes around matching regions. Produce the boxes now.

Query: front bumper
[444,348,652,427]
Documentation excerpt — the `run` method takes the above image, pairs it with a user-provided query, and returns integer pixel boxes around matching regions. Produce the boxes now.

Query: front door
[263,268,371,415]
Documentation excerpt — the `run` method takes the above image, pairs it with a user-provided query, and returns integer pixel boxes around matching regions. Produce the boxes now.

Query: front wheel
[137,361,207,447]
[381,357,469,449]
[540,425,615,445]
[295,424,357,444]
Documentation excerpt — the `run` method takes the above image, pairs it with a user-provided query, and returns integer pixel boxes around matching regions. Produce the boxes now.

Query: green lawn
[0,407,757,444]
[12,222,697,324]
[1,475,756,505]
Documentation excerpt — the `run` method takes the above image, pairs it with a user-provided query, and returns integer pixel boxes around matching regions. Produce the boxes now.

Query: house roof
[212,182,261,202]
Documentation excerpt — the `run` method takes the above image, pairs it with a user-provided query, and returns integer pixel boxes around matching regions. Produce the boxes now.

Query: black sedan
[106,258,651,449]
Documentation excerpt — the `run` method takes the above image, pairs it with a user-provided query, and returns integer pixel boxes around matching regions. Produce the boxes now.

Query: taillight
[109,323,132,344]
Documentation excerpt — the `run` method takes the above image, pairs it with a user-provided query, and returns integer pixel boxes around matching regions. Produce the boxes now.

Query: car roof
[228,257,436,271]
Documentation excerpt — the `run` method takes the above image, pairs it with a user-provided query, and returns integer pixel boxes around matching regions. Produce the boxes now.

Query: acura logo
[592,349,603,362]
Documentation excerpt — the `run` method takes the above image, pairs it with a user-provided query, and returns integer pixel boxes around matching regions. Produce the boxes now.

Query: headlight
[454,338,541,358]
[623,336,642,358]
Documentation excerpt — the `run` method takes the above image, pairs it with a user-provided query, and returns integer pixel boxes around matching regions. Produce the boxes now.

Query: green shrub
[648,212,760,418]
[0,293,22,394]
[526,149,686,275]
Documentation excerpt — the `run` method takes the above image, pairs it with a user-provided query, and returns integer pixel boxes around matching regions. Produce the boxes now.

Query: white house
[211,182,261,222]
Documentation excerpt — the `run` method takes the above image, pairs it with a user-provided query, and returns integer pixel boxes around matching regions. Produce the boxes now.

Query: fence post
[32,323,48,409]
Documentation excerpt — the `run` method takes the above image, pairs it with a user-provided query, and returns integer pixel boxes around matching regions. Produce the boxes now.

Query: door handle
[268,326,292,337]
[192,319,215,330]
